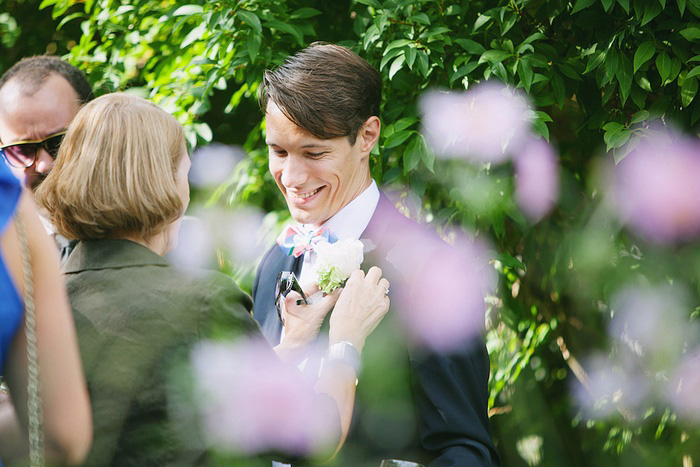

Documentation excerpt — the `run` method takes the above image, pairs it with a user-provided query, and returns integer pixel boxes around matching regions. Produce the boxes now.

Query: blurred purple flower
[613,133,700,243]
[168,207,268,270]
[573,353,649,419]
[191,338,337,455]
[189,143,245,188]
[514,138,559,221]
[168,215,214,269]
[420,82,532,163]
[667,348,700,420]
[608,284,689,362]
[383,222,494,352]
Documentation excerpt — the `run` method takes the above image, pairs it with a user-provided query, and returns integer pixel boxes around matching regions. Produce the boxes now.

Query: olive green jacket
[64,239,260,466]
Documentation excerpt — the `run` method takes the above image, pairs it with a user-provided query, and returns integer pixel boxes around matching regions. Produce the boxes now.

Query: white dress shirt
[298,179,380,288]
[273,180,380,467]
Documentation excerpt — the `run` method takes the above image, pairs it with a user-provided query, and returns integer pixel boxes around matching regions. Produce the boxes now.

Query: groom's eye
[306,151,328,158]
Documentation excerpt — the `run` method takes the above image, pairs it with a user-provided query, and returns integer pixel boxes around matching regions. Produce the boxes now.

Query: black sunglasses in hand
[0,131,66,169]
[274,271,308,325]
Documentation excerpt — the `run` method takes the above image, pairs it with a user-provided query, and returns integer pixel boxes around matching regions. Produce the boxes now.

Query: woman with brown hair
[36,93,390,465]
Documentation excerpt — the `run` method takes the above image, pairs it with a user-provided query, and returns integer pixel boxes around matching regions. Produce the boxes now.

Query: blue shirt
[0,162,22,375]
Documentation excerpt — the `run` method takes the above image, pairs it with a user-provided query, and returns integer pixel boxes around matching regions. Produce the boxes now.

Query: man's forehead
[0,74,80,142]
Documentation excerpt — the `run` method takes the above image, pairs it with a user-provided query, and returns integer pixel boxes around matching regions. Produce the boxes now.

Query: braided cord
[15,212,45,467]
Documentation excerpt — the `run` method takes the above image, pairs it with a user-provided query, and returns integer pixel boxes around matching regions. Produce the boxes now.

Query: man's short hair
[36,93,185,240]
[0,55,93,104]
[259,43,382,145]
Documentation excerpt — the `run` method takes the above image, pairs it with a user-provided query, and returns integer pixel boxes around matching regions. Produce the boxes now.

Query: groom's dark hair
[259,42,382,145]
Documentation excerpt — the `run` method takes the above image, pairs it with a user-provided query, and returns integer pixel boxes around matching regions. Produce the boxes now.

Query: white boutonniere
[314,239,365,294]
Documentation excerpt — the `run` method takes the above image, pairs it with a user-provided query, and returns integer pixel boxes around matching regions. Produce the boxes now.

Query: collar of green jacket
[63,239,169,274]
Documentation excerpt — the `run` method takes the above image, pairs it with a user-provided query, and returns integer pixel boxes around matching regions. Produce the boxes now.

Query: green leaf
[603,122,625,132]
[687,66,700,79]
[572,0,597,13]
[630,109,649,123]
[380,47,404,71]
[634,41,655,73]
[679,0,687,15]
[535,110,553,123]
[264,20,304,46]
[605,48,620,83]
[617,54,633,104]
[602,0,615,11]
[237,11,262,35]
[417,50,430,77]
[618,0,630,12]
[247,33,261,62]
[388,54,406,80]
[495,253,526,271]
[518,59,534,92]
[479,50,511,65]
[637,74,652,91]
[57,12,84,30]
[385,39,413,53]
[641,0,662,25]
[473,14,491,31]
[585,51,606,74]
[404,135,425,173]
[290,8,321,19]
[450,61,477,86]
[394,117,418,132]
[355,0,382,6]
[551,72,565,108]
[405,47,417,69]
[384,129,413,149]
[531,119,550,141]
[682,76,698,106]
[172,4,203,16]
[656,52,672,84]
[606,129,631,151]
[409,12,431,25]
[680,27,700,40]
[455,38,485,55]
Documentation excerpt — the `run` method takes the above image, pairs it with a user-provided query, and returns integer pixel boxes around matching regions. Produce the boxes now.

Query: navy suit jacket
[253,194,500,466]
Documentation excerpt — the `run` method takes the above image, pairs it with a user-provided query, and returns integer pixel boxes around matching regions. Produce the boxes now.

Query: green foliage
[16,0,700,463]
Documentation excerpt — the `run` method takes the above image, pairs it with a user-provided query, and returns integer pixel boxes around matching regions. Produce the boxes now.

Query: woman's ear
[358,116,381,157]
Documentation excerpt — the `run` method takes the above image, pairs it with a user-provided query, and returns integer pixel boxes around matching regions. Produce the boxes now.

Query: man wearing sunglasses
[252,44,500,466]
[0,56,92,191]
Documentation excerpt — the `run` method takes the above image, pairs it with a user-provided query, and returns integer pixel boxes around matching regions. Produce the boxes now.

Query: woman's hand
[328,266,390,353]
[276,284,340,355]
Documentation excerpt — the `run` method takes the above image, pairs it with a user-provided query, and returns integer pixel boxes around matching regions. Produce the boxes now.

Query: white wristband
[325,340,362,376]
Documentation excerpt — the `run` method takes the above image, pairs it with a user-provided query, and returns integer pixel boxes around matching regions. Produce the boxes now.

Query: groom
[252,43,500,466]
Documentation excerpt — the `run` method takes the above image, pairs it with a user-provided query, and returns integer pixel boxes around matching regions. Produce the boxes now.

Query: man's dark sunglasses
[274,271,308,325]
[0,131,66,169]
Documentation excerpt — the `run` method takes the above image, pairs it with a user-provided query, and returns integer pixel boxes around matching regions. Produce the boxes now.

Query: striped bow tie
[277,224,337,257]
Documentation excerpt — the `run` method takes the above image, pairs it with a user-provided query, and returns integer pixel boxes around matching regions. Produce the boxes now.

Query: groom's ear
[357,116,381,158]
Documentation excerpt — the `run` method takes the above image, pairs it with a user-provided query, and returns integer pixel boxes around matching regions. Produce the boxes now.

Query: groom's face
[266,102,371,227]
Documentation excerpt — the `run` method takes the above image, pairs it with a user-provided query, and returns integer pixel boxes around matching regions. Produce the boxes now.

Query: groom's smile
[265,102,372,227]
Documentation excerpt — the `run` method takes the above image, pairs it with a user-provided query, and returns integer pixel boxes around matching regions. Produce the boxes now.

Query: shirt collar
[317,179,380,241]
[63,239,169,273]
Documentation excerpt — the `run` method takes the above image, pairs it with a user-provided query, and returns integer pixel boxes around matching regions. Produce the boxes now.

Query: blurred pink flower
[514,139,559,221]
[383,221,494,352]
[613,134,700,243]
[420,82,532,163]
[191,338,337,455]
[667,349,700,420]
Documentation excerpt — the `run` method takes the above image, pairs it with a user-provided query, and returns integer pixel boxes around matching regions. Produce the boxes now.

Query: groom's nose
[280,156,309,188]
